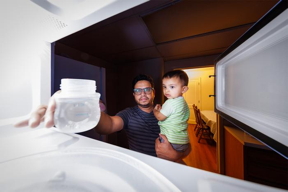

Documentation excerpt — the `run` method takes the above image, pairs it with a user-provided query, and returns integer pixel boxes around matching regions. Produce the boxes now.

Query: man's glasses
[133,87,153,95]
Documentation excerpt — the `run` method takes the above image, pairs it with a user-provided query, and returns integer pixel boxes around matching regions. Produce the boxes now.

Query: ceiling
[56,0,278,64]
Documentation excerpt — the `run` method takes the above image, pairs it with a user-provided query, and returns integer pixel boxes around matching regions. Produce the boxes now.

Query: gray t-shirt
[116,106,160,157]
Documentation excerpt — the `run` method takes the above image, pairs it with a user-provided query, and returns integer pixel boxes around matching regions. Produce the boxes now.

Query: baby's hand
[153,104,166,121]
[154,104,162,111]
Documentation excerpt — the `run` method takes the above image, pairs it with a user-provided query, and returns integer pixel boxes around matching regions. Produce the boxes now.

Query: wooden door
[183,78,201,124]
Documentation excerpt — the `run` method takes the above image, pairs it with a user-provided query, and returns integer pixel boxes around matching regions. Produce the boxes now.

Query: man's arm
[95,112,124,134]
[155,134,191,161]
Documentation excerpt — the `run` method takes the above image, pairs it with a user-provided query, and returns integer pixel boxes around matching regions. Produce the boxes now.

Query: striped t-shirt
[116,106,160,157]
[158,96,190,144]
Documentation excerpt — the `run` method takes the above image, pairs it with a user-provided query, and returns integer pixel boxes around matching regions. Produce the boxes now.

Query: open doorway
[183,67,215,123]
[181,67,218,173]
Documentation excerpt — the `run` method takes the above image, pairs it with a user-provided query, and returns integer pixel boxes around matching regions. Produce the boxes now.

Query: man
[15,74,190,161]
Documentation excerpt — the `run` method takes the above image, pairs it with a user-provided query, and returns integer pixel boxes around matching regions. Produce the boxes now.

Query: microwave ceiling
[56,0,279,64]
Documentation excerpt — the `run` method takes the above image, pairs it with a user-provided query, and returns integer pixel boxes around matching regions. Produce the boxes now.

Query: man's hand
[14,91,59,128]
[155,134,191,162]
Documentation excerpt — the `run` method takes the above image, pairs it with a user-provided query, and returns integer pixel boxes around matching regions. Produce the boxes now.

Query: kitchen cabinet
[224,126,288,190]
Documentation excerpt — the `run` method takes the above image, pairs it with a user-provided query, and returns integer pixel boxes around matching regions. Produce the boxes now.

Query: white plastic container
[54,79,101,133]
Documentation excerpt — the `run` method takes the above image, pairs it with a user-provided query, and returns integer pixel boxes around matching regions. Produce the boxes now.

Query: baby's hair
[163,70,189,86]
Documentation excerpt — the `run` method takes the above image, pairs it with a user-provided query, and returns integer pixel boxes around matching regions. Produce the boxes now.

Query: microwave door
[215,1,288,159]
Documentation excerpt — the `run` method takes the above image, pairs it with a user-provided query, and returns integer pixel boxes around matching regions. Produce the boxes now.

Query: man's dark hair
[132,74,154,89]
[163,70,189,86]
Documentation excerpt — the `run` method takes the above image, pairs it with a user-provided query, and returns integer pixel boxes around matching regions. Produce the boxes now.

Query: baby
[153,70,190,152]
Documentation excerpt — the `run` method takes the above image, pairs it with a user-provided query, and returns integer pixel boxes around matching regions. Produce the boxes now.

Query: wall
[116,58,164,110]
[185,67,215,110]
[55,43,118,115]
[164,54,219,72]
[56,42,220,114]
[53,55,105,97]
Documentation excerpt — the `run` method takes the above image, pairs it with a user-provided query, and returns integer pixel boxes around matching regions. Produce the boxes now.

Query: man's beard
[138,103,152,108]
[136,97,153,108]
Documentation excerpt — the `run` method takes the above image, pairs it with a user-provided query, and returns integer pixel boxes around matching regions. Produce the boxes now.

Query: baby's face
[162,77,185,99]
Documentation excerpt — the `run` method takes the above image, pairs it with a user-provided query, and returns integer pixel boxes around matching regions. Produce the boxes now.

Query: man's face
[133,80,155,108]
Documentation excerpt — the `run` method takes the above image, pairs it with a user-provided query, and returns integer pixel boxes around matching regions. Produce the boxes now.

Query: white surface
[0,0,148,125]
[216,9,288,148]
[0,125,286,192]
[0,148,180,192]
